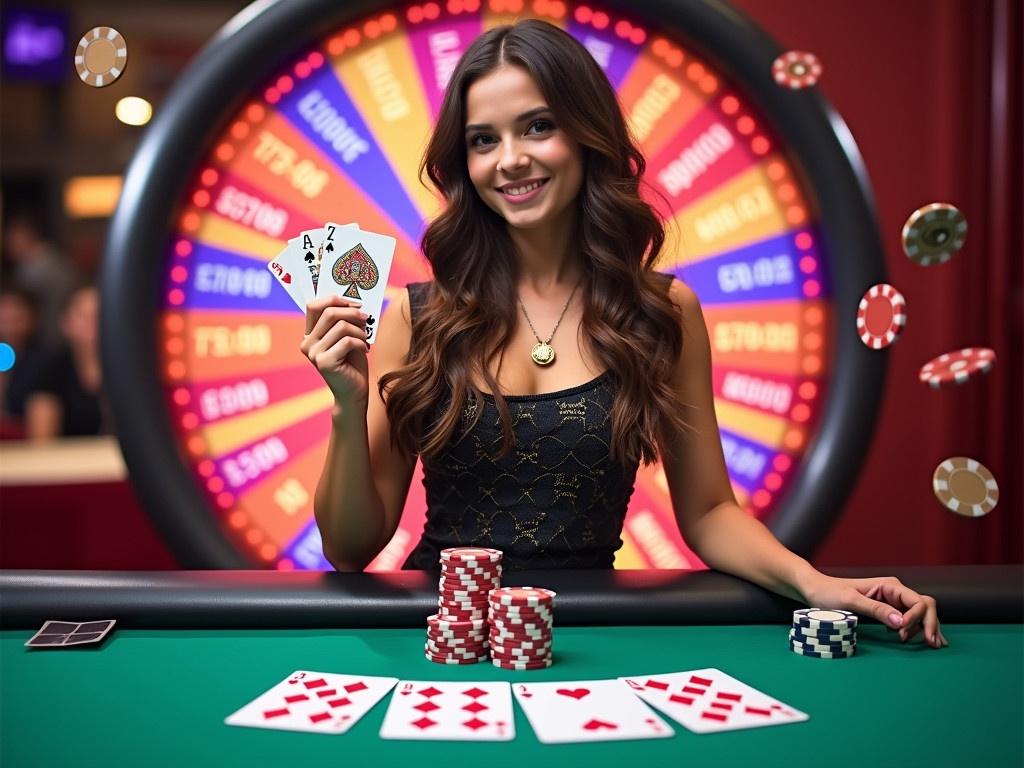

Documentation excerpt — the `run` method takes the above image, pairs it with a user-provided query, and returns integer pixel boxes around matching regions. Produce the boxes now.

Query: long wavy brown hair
[379,19,690,469]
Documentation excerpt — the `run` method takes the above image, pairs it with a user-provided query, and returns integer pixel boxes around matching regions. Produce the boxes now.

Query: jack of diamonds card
[619,668,809,734]
[224,670,398,734]
[379,681,514,741]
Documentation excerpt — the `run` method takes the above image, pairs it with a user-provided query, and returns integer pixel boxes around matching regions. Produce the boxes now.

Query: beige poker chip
[901,203,967,266]
[932,456,999,517]
[75,26,128,88]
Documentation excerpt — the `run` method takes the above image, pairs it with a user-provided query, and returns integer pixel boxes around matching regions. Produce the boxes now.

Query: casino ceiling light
[115,96,152,126]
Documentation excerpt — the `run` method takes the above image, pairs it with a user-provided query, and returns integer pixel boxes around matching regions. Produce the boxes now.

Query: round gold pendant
[531,342,555,366]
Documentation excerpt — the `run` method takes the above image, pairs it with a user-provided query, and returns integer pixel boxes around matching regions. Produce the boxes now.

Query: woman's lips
[498,178,549,204]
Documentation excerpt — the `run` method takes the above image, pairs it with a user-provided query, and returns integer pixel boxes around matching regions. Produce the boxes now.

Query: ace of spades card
[318,227,395,345]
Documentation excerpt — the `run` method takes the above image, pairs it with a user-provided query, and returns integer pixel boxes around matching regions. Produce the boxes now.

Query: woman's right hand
[300,296,371,406]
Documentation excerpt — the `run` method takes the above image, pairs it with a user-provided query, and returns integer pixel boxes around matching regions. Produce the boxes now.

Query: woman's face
[464,65,583,232]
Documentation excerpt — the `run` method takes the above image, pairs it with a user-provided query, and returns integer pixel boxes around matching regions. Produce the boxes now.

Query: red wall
[731,0,1021,565]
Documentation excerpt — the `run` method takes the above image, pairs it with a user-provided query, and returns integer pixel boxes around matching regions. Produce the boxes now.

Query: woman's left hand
[798,573,948,649]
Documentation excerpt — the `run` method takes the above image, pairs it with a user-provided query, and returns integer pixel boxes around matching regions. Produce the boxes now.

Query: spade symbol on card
[331,243,379,300]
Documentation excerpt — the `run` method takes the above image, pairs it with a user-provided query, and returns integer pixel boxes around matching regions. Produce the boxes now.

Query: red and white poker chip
[440,547,503,564]
[426,614,485,631]
[772,50,822,89]
[491,656,552,670]
[489,604,553,618]
[488,587,556,607]
[425,651,488,665]
[856,283,907,349]
[918,347,996,388]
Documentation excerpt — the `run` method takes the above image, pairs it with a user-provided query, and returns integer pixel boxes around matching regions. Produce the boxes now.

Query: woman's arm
[657,279,946,647]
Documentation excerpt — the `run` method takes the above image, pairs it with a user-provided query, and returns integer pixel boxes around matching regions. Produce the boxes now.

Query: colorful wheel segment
[103,0,887,571]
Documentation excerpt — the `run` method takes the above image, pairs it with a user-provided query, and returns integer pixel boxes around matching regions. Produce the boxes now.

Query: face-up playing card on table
[379,680,514,741]
[619,668,808,734]
[225,670,398,734]
[512,679,673,744]
[315,226,395,345]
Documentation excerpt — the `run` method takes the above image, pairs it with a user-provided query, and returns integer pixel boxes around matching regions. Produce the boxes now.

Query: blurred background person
[0,287,46,439]
[3,212,78,350]
[23,282,107,441]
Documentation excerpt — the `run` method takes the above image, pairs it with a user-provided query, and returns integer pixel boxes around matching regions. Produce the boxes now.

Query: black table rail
[0,565,1020,629]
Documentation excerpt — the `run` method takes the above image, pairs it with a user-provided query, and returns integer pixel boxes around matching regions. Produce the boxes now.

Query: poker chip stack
[790,609,857,659]
[425,547,503,665]
[488,587,556,670]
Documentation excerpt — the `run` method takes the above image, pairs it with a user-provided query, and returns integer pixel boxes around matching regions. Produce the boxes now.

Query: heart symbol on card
[557,688,590,700]
[582,719,617,731]
[282,273,292,284]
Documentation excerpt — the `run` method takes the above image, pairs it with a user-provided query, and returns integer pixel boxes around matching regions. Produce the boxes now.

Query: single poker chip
[490,645,552,659]
[424,644,487,658]
[918,347,996,388]
[792,609,857,631]
[440,589,490,599]
[440,547,503,564]
[932,456,999,517]
[429,635,488,646]
[437,613,488,623]
[488,609,553,621]
[489,622,552,636]
[789,631,856,650]
[426,614,485,631]
[425,642,488,656]
[425,651,488,665]
[437,611,488,622]
[901,203,968,266]
[488,587,556,607]
[442,561,501,573]
[488,635,552,650]
[427,623,487,636]
[490,619,552,631]
[489,611,553,624]
[772,50,823,89]
[75,26,128,88]
[487,606,552,618]
[491,656,553,670]
[790,643,855,659]
[857,283,907,349]
[439,575,501,588]
[790,627,856,644]
[487,622,552,634]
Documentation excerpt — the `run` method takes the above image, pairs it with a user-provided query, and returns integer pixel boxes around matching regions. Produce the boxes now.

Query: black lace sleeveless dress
[400,280,649,572]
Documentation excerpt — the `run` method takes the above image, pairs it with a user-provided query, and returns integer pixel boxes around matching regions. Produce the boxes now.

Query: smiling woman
[381,19,688,474]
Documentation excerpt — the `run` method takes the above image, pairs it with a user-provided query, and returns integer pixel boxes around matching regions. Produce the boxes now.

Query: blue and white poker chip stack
[790,609,857,659]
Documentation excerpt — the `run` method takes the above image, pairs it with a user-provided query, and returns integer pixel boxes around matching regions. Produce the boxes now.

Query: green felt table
[2,622,1021,768]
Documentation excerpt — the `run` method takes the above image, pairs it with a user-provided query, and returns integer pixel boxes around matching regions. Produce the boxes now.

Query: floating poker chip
[857,283,907,349]
[918,347,996,388]
[901,203,968,266]
[932,457,999,517]
[772,50,823,89]
[75,26,128,88]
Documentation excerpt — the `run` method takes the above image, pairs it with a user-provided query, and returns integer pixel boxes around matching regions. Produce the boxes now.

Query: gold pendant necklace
[519,278,582,367]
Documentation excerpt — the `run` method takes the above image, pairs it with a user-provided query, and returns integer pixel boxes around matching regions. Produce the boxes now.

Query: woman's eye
[527,119,553,134]
[469,134,493,147]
